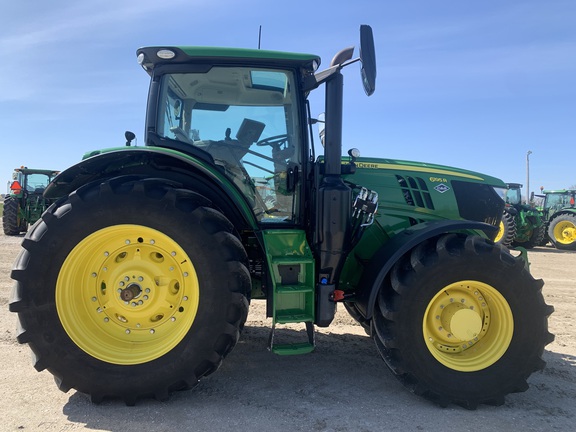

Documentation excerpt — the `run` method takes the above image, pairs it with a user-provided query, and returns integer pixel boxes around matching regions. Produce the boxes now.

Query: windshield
[505,188,522,205]
[496,187,522,205]
[545,193,575,210]
[156,67,302,223]
[25,173,52,192]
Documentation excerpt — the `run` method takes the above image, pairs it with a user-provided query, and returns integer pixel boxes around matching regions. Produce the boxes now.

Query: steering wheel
[256,134,289,148]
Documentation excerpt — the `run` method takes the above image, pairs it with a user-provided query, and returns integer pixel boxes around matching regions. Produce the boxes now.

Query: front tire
[343,301,371,335]
[10,176,250,404]
[372,233,554,408]
[494,210,516,247]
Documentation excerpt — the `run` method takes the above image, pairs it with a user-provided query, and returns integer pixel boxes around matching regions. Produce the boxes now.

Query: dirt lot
[0,228,575,432]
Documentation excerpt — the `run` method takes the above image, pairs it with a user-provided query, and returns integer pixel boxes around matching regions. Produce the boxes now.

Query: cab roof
[541,189,576,194]
[136,46,321,75]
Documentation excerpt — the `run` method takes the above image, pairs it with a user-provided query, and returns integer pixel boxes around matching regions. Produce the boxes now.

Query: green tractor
[9,26,553,408]
[537,188,576,250]
[494,183,545,248]
[3,167,60,235]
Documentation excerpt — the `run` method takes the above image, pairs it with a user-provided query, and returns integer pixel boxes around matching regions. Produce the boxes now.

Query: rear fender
[354,220,497,320]
[45,147,258,230]
[551,209,576,219]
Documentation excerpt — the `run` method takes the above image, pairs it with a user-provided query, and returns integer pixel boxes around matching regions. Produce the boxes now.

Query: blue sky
[2,0,575,197]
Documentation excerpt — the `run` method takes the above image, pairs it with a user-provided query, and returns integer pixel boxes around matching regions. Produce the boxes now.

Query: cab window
[157,67,302,223]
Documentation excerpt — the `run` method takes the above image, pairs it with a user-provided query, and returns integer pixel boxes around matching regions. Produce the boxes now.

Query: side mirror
[360,25,377,96]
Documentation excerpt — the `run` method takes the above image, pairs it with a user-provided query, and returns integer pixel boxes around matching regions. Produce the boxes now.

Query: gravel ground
[1,228,575,432]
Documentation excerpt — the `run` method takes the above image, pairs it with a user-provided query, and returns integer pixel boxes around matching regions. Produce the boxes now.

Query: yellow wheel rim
[56,225,199,365]
[553,220,576,245]
[494,221,505,243]
[423,280,513,372]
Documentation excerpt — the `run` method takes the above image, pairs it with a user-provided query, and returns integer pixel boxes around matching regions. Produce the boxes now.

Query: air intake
[396,175,435,210]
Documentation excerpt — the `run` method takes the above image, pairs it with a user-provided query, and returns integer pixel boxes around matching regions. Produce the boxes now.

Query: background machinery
[2,167,60,235]
[495,182,545,248]
[536,188,576,250]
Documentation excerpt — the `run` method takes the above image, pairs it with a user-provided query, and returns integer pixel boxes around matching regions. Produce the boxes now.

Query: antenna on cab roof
[258,25,262,49]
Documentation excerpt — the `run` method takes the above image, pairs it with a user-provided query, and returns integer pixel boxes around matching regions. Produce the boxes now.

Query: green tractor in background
[3,167,60,235]
[536,188,576,250]
[494,183,545,248]
[9,26,553,409]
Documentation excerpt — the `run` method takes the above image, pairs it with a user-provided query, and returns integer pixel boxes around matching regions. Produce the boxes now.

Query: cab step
[262,230,316,355]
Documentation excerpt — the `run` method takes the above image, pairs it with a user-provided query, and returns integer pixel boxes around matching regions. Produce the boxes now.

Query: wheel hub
[120,283,142,302]
[56,225,200,365]
[449,308,483,341]
[423,280,513,372]
[562,226,576,242]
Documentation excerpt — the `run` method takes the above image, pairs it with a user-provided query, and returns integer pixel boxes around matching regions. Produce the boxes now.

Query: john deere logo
[434,184,450,193]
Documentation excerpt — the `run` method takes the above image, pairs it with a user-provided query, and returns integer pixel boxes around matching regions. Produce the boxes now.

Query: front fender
[355,220,498,320]
[45,147,258,230]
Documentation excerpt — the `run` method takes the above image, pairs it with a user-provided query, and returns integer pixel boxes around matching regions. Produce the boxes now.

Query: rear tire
[513,223,546,249]
[372,233,554,408]
[10,176,250,405]
[548,213,576,250]
[2,196,22,235]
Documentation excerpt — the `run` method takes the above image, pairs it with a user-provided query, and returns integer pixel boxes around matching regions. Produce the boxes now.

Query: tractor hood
[340,156,506,229]
[349,157,505,187]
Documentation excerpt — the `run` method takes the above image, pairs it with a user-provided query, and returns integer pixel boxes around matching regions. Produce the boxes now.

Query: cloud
[0,1,185,102]
[0,0,207,53]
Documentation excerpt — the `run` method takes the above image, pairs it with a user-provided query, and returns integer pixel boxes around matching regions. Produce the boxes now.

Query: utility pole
[526,150,532,204]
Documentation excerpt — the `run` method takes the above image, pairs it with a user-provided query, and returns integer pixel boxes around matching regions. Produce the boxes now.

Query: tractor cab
[140,61,309,223]
[136,26,376,231]
[9,167,59,197]
[502,183,523,206]
[542,189,576,213]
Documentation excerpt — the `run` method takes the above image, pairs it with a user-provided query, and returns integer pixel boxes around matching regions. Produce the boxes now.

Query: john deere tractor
[537,188,576,250]
[9,26,553,408]
[494,183,545,248]
[3,167,60,235]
